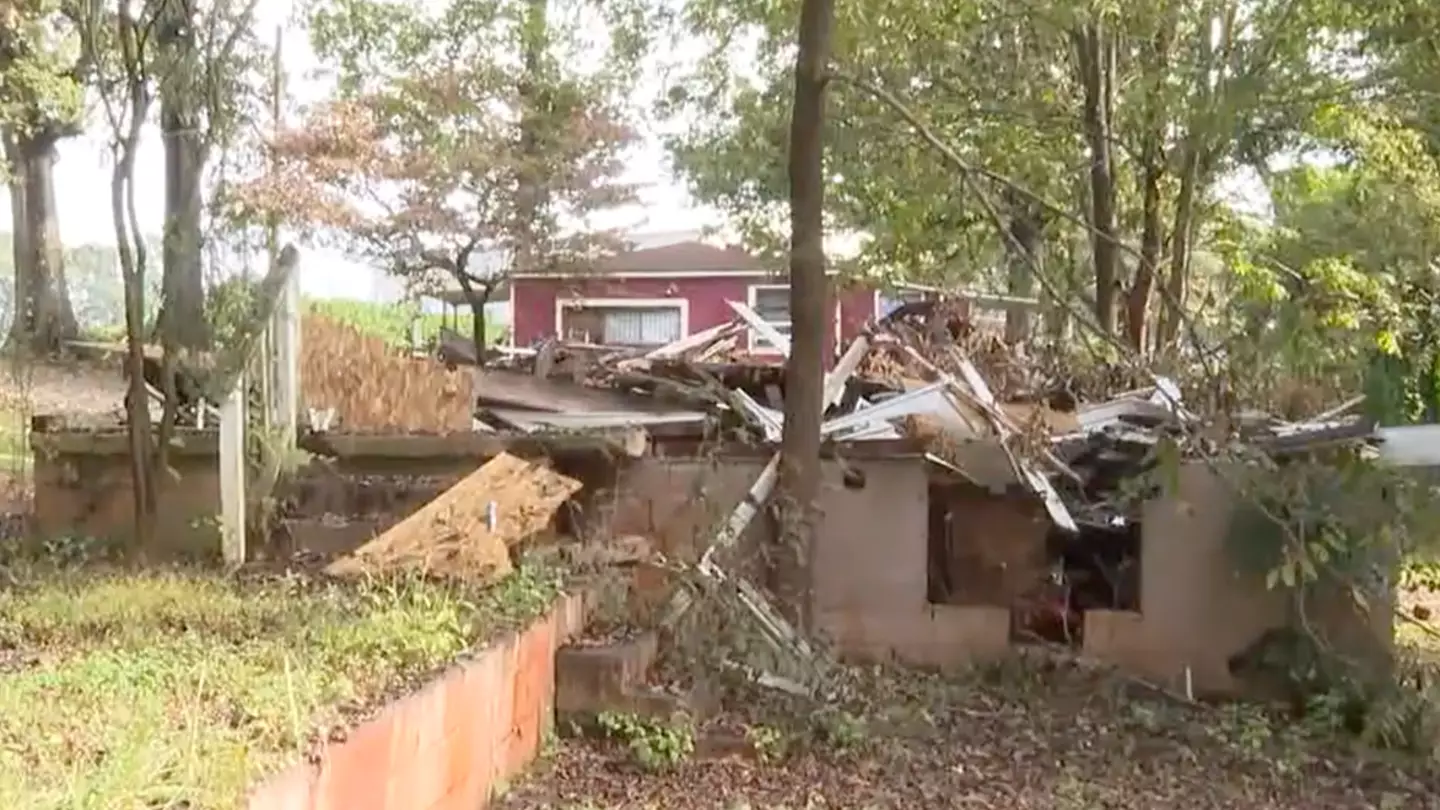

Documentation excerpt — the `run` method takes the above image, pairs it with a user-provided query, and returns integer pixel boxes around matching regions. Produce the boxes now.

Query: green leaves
[0,1,87,138]
[259,0,653,289]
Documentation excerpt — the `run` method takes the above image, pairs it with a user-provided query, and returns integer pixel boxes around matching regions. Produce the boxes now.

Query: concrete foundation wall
[1082,462,1393,694]
[33,452,223,559]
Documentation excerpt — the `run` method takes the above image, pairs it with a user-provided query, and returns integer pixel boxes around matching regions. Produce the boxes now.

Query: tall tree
[777,0,832,631]
[79,0,161,545]
[151,0,263,351]
[0,1,86,354]
[667,0,1360,354]
[233,0,651,357]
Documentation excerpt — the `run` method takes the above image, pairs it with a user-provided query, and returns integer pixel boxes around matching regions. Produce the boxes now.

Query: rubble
[309,290,1413,687]
[303,315,475,433]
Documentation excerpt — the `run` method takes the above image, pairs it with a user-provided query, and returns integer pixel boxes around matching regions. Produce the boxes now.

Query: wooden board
[301,315,474,433]
[325,452,583,583]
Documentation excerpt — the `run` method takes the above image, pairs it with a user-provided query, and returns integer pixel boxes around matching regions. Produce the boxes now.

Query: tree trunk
[513,0,549,274]
[1158,145,1201,351]
[468,287,492,358]
[5,137,29,335]
[155,89,209,350]
[1003,198,1043,344]
[777,0,834,633]
[114,110,156,547]
[1073,23,1120,335]
[6,133,79,354]
[454,261,491,359]
[1128,159,1164,353]
[1125,16,1174,354]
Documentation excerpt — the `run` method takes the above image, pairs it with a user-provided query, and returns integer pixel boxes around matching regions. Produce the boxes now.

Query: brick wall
[246,592,587,810]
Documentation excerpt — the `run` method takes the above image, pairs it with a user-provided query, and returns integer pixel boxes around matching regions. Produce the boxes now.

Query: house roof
[589,241,769,275]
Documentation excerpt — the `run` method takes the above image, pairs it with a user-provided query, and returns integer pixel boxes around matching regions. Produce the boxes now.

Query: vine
[1223,448,1440,751]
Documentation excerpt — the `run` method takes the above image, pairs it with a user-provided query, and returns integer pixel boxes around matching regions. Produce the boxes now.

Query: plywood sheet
[301,315,474,433]
[326,452,583,583]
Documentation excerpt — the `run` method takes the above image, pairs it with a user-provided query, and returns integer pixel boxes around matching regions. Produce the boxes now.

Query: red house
[510,241,900,358]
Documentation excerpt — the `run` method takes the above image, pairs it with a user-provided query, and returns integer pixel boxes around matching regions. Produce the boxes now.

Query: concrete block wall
[610,454,1016,669]
[33,452,223,558]
[1082,463,1299,694]
[245,592,586,810]
[823,605,1012,669]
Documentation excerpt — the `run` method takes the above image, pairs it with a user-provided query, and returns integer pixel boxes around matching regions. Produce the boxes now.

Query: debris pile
[307,293,1420,691]
[302,314,474,433]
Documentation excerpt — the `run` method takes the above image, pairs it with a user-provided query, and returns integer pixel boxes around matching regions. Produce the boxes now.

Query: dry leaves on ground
[496,662,1439,810]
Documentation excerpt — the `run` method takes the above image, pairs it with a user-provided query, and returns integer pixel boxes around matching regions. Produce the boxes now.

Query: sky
[0,0,720,303]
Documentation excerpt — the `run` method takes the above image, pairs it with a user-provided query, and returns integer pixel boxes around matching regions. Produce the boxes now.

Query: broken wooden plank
[906,346,1077,532]
[617,320,745,369]
[727,300,792,356]
[325,452,582,582]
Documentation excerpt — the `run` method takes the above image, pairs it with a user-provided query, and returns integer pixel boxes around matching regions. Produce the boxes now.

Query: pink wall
[513,276,879,359]
[246,592,587,810]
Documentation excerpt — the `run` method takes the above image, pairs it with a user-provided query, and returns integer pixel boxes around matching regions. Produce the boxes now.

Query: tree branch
[827,69,1221,378]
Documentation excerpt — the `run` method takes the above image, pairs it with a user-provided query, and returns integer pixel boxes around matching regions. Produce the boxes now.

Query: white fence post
[220,372,247,566]
[273,249,301,448]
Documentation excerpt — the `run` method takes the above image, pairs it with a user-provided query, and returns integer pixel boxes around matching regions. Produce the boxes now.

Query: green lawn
[0,564,562,810]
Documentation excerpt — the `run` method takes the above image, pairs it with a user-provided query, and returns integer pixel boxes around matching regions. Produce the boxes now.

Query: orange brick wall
[246,592,587,810]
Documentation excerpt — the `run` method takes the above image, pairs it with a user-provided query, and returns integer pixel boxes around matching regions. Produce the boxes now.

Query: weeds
[0,562,563,809]
[596,711,695,772]
[745,724,790,764]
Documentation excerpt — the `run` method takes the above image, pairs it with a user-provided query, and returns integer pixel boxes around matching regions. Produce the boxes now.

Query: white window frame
[874,287,930,319]
[746,284,793,353]
[553,297,690,346]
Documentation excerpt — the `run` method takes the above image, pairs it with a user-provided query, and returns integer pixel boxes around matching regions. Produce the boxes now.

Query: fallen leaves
[495,663,1439,810]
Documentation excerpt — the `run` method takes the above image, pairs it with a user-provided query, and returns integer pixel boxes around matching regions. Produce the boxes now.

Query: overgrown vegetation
[306,298,502,351]
[0,562,563,809]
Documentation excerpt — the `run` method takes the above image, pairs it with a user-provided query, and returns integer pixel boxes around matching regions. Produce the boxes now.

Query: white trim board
[746,284,793,354]
[553,297,691,344]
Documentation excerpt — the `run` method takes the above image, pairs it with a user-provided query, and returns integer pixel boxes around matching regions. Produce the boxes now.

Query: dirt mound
[301,315,474,433]
[326,452,581,583]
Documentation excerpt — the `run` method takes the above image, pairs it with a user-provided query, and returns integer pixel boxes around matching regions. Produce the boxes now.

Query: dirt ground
[0,359,126,418]
[0,360,124,517]
[496,663,1439,810]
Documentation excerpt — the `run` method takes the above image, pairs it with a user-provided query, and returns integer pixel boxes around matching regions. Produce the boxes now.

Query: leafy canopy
[235,0,653,293]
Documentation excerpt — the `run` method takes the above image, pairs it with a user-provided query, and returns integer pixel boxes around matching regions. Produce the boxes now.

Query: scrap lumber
[325,452,582,583]
[301,315,474,433]
[901,345,1078,531]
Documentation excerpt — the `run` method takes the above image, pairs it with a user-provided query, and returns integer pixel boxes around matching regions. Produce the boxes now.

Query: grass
[0,392,30,466]
[0,563,564,810]
[305,298,507,350]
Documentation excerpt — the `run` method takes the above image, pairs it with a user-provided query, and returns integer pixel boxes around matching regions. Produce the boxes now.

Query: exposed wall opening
[1013,519,1142,646]
[925,478,1049,610]
[926,482,953,603]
